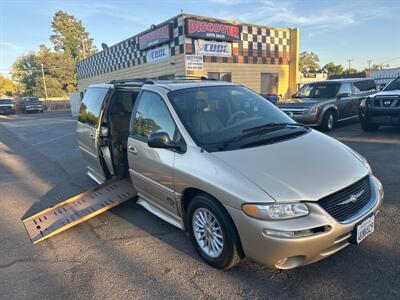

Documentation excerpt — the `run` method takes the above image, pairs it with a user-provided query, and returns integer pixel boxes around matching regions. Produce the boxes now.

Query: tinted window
[353,80,376,94]
[132,91,177,141]
[296,83,340,98]
[0,99,12,104]
[78,87,109,127]
[338,83,353,96]
[384,77,400,91]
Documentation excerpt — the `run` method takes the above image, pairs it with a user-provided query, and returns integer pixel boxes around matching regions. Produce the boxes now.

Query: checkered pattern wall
[77,16,185,80]
[185,24,291,65]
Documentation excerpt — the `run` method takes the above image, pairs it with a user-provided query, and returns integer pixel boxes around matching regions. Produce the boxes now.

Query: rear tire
[320,110,336,132]
[361,121,379,132]
[187,194,241,270]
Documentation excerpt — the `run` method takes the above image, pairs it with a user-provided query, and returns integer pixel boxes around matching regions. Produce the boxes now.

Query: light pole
[41,63,48,100]
[346,59,354,73]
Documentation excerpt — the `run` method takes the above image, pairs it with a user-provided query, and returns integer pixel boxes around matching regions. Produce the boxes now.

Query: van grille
[318,176,371,222]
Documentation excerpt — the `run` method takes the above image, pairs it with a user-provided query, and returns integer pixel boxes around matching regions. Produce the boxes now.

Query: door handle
[128,146,138,155]
[89,133,95,140]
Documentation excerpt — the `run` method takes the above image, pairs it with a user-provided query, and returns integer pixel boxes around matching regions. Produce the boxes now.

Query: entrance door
[77,84,113,183]
[261,73,279,95]
[127,90,179,216]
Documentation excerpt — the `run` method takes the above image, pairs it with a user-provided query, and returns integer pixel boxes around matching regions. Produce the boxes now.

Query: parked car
[77,79,383,269]
[359,76,400,131]
[260,93,279,105]
[0,98,16,114]
[20,97,44,113]
[277,79,377,131]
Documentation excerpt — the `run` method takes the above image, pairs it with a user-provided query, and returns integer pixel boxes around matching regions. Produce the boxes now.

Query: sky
[1,0,400,76]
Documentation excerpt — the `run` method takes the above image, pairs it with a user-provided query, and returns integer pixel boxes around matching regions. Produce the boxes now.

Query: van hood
[211,130,369,202]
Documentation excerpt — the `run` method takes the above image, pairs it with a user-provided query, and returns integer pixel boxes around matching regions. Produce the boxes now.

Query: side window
[338,83,352,96]
[79,87,109,127]
[353,80,377,94]
[132,91,177,141]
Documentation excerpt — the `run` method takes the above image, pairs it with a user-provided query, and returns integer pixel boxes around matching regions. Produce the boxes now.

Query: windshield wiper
[242,122,308,134]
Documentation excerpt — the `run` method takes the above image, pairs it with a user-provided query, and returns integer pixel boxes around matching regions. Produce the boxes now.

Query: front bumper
[0,107,15,114]
[226,175,384,269]
[360,107,400,126]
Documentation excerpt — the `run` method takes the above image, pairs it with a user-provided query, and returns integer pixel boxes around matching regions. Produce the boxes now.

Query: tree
[322,62,344,76]
[12,52,38,95]
[299,51,320,73]
[50,10,96,62]
[0,76,17,96]
[344,68,358,74]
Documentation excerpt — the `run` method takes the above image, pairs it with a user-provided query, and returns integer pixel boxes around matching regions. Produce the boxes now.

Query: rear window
[24,97,40,103]
[79,87,109,127]
[353,80,376,94]
[0,99,12,104]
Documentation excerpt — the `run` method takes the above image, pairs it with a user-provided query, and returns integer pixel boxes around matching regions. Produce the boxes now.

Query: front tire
[361,121,379,132]
[187,194,241,270]
[320,110,336,131]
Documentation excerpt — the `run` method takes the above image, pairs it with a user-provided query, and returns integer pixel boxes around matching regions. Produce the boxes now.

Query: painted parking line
[32,132,75,146]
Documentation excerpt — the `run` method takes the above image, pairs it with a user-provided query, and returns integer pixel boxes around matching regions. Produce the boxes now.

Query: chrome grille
[318,176,371,222]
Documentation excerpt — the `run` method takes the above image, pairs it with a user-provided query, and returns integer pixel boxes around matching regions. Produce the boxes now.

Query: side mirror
[147,132,185,152]
[337,93,350,99]
[291,93,297,98]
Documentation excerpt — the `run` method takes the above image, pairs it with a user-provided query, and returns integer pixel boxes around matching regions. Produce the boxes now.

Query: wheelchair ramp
[22,178,136,244]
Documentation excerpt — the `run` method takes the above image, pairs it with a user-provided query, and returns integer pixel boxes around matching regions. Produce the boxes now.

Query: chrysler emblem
[338,189,364,205]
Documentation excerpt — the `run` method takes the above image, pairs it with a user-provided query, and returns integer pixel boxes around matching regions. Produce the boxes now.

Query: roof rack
[108,75,217,85]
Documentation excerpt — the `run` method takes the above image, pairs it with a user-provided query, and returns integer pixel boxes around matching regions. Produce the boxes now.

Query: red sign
[185,18,240,41]
[139,23,172,50]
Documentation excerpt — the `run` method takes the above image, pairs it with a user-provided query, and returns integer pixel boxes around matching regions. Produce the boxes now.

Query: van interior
[105,89,140,178]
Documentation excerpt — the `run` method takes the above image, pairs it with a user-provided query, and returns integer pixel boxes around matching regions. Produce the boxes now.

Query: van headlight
[305,106,317,114]
[242,203,309,220]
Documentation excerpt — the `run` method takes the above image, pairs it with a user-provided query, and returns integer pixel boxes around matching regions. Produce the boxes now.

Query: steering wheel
[227,111,248,125]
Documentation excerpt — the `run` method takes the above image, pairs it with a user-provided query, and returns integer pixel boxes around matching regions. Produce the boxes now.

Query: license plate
[354,214,375,244]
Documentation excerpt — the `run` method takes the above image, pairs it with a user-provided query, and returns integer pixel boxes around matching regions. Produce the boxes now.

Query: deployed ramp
[22,178,136,244]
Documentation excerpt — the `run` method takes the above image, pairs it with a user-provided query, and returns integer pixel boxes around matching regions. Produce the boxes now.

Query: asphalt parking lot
[0,110,399,299]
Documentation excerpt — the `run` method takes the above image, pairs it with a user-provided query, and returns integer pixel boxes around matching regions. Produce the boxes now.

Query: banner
[146,45,170,64]
[185,55,204,70]
[139,23,172,50]
[194,39,232,57]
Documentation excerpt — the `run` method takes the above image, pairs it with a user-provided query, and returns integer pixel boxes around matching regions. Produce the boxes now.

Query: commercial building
[77,13,299,97]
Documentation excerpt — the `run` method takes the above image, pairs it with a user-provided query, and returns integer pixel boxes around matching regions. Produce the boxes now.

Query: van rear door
[77,84,113,184]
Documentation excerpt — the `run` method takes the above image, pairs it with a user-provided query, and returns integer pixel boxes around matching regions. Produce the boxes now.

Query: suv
[20,97,44,113]
[0,99,16,114]
[359,76,400,131]
[77,79,383,269]
[277,79,377,131]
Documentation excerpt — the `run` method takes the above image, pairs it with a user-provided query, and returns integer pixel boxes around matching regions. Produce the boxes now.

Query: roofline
[78,12,296,64]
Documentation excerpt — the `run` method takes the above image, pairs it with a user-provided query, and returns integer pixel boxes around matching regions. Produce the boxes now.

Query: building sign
[186,17,240,41]
[146,45,170,64]
[139,23,172,50]
[185,55,204,70]
[194,39,232,57]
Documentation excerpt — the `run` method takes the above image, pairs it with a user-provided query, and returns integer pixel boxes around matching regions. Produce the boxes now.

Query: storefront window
[207,72,232,82]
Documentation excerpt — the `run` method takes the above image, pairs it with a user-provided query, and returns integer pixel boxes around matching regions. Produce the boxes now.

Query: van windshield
[168,86,308,151]
[296,83,340,99]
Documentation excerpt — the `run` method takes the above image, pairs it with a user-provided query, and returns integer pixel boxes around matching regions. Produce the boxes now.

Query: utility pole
[346,59,354,72]
[367,60,373,70]
[41,63,48,100]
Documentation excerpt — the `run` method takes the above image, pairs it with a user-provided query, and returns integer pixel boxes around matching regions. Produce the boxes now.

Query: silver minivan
[77,79,383,269]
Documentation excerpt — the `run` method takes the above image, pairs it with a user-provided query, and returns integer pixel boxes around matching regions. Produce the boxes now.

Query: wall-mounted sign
[194,39,232,57]
[139,23,172,50]
[185,17,240,41]
[146,45,170,64]
[185,55,204,70]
